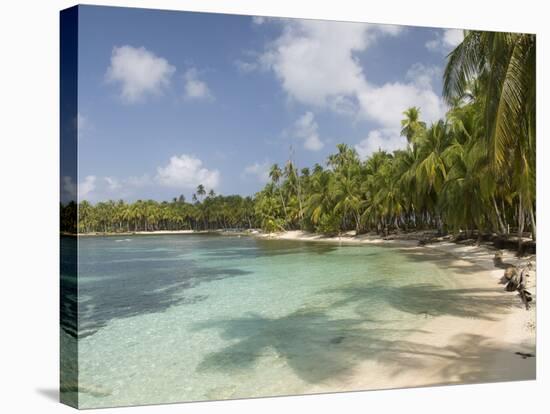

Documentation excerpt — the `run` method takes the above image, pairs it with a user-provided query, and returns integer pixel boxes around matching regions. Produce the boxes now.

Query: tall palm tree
[196,184,206,201]
[269,163,288,226]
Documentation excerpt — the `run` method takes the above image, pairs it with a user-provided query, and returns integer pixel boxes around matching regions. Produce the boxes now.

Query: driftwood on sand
[494,251,533,309]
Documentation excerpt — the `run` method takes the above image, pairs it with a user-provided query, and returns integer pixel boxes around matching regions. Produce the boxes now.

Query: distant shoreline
[70,228,535,251]
[71,229,260,237]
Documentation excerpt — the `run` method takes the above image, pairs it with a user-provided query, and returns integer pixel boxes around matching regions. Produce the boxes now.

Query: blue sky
[72,5,463,203]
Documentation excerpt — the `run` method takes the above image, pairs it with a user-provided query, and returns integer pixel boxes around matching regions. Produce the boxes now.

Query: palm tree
[196,184,206,201]
[284,160,304,228]
[306,170,333,228]
[401,107,426,146]
[269,163,288,227]
[444,30,536,248]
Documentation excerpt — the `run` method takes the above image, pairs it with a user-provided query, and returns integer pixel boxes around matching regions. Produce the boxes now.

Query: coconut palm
[401,107,426,146]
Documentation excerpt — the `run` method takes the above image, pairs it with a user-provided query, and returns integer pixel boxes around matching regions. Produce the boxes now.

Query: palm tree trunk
[279,189,288,226]
[492,195,507,235]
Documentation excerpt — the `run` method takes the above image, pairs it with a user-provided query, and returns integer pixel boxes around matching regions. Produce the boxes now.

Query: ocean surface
[61,234,461,408]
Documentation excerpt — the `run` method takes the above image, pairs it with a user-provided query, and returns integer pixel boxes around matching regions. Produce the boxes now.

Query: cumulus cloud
[243,161,271,183]
[183,68,214,101]
[156,154,220,189]
[259,20,378,109]
[425,29,464,54]
[355,128,406,160]
[358,79,446,128]
[78,175,97,200]
[106,45,175,103]
[293,112,324,151]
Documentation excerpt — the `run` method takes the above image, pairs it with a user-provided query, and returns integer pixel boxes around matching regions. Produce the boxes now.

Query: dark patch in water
[61,236,252,339]
[329,336,345,344]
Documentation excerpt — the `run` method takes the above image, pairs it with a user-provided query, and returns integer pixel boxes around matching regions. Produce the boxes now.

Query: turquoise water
[62,234,461,408]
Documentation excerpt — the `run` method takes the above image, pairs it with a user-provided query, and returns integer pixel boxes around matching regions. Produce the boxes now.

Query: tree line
[64,187,257,233]
[61,31,535,249]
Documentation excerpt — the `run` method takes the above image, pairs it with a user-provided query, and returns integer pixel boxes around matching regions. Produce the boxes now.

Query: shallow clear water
[62,234,461,408]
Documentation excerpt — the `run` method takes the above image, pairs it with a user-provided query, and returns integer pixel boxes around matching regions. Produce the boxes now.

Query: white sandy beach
[257,230,536,390]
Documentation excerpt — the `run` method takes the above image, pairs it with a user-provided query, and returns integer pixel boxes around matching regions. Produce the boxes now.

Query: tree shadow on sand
[397,246,494,275]
[323,282,520,321]
[192,281,533,387]
[192,308,441,384]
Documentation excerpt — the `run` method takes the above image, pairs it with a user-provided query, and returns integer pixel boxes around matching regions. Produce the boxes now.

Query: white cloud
[106,45,175,103]
[425,29,463,54]
[183,68,214,101]
[76,174,153,202]
[78,175,97,200]
[358,77,447,129]
[293,112,324,151]
[405,63,441,89]
[156,154,220,189]
[443,29,464,48]
[355,128,406,160]
[104,176,121,191]
[259,20,373,109]
[252,16,265,25]
[258,20,404,112]
[243,161,271,183]
[354,65,446,160]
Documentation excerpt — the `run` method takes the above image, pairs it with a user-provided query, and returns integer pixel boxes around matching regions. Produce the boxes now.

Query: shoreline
[72,229,260,237]
[257,230,536,390]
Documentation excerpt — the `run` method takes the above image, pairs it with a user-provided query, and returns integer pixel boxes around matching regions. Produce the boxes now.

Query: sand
[258,230,536,390]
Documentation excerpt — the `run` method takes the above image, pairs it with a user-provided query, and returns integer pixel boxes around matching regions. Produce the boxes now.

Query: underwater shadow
[62,263,252,339]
